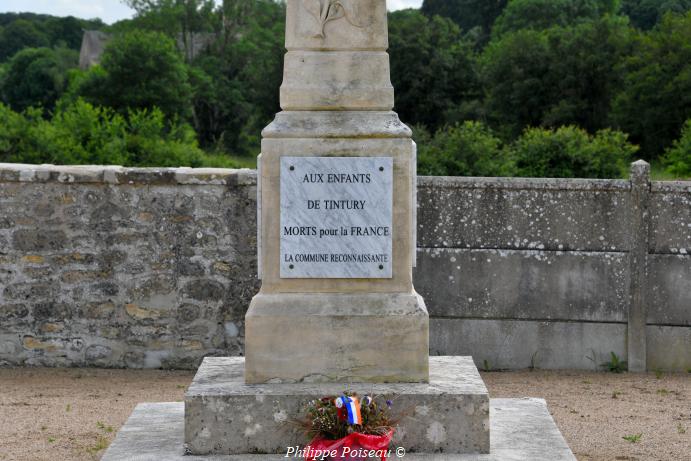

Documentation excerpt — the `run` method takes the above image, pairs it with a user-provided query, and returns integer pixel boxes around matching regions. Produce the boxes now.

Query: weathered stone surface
[647,325,691,371]
[185,357,488,455]
[430,319,627,371]
[281,0,393,111]
[417,176,631,252]
[12,229,67,252]
[103,399,575,461]
[648,254,691,326]
[415,248,629,323]
[285,0,388,51]
[262,111,412,139]
[245,292,429,384]
[650,181,691,253]
[0,163,258,369]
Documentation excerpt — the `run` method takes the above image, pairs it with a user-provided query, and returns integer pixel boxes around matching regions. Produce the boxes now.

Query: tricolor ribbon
[334,396,362,425]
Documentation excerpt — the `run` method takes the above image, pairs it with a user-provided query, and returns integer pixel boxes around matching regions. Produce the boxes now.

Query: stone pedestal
[185,357,489,455]
[246,293,428,383]
[245,0,429,384]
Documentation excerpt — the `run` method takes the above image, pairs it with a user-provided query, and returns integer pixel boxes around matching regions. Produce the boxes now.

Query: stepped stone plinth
[185,357,489,455]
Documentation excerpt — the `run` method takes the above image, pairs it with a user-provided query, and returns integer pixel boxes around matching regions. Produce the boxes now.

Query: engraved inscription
[304,0,362,38]
[280,156,393,278]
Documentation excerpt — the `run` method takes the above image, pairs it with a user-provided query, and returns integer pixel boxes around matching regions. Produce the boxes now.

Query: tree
[479,29,551,137]
[622,0,691,29]
[0,19,48,61]
[481,16,635,138]
[45,16,102,50]
[1,47,77,113]
[612,12,691,158]
[122,0,217,60]
[418,121,512,176]
[492,0,621,37]
[662,119,691,177]
[77,30,193,120]
[509,126,637,178]
[189,0,284,154]
[388,10,481,131]
[421,0,508,43]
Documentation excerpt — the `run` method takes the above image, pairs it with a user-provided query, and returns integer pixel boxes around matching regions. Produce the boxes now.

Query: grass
[96,421,114,433]
[86,436,110,454]
[602,352,628,373]
[623,433,642,443]
[678,424,686,435]
[611,390,623,399]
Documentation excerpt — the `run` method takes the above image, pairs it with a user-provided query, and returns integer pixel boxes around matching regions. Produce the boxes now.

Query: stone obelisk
[245,0,429,384]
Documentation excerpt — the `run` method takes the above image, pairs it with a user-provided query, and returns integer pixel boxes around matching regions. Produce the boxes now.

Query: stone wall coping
[418,175,631,191]
[0,163,257,186]
[1,163,688,193]
[651,180,691,193]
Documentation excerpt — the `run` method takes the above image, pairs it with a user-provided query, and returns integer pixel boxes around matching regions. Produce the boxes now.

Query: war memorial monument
[102,1,577,459]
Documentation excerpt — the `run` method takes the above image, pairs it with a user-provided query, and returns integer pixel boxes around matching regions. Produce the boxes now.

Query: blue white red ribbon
[334,396,362,425]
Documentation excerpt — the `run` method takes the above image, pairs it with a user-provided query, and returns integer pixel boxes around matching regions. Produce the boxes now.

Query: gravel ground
[0,367,688,461]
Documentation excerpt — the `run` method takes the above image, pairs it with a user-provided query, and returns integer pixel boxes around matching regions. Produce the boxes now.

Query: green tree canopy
[612,12,691,158]
[421,0,508,43]
[190,0,285,154]
[622,0,691,29]
[120,0,217,61]
[389,10,481,131]
[1,47,77,113]
[0,19,48,61]
[77,30,193,120]
[493,0,621,37]
[481,16,635,138]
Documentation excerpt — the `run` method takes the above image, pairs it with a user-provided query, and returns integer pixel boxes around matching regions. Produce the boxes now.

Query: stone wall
[0,164,258,369]
[0,162,689,371]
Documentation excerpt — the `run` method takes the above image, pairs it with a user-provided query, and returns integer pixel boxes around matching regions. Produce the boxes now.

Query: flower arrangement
[296,392,397,461]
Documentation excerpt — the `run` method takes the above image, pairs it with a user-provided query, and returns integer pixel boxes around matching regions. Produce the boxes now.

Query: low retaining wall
[0,162,688,371]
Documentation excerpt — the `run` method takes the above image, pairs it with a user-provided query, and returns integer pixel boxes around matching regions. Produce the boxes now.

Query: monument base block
[184,356,488,455]
[244,292,429,384]
[102,399,577,461]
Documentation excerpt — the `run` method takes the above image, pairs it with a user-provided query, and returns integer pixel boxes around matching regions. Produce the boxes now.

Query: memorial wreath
[296,392,398,461]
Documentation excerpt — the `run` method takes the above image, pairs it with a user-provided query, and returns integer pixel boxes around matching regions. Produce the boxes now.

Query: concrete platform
[102,399,576,461]
[185,357,489,455]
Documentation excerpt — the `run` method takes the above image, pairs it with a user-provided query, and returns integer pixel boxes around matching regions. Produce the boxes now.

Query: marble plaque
[280,156,393,278]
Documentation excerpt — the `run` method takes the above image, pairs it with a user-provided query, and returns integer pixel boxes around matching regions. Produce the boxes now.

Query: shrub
[418,121,513,176]
[662,119,691,178]
[509,125,637,178]
[0,100,240,168]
